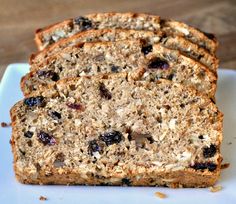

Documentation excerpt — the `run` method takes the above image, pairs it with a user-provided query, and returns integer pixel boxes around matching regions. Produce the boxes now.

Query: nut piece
[155,191,167,198]
[209,185,222,192]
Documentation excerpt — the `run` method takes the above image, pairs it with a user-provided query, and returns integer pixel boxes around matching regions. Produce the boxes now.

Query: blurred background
[0,0,236,80]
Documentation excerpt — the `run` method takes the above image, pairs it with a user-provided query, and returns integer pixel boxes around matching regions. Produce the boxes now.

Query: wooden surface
[0,0,236,80]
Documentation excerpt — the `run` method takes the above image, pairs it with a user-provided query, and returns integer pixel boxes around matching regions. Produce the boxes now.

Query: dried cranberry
[141,45,153,55]
[74,16,92,31]
[191,162,217,172]
[24,131,33,138]
[66,103,83,110]
[203,144,217,158]
[121,178,131,186]
[99,131,123,146]
[50,111,61,120]
[99,83,112,100]
[148,58,169,70]
[37,70,59,82]
[24,96,45,107]
[37,131,56,145]
[88,140,103,155]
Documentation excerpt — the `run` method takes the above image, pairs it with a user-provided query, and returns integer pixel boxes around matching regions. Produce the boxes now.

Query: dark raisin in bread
[11,73,223,187]
[34,12,218,54]
[21,40,217,99]
[31,29,218,74]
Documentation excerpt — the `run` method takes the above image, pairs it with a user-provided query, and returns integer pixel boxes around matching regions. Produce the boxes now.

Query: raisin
[99,131,123,146]
[37,70,59,81]
[24,96,45,107]
[167,73,174,80]
[121,178,131,186]
[203,144,217,158]
[37,131,56,145]
[191,162,217,172]
[147,136,154,144]
[198,135,204,139]
[111,65,119,73]
[148,58,169,70]
[74,16,92,31]
[180,104,185,108]
[24,131,33,138]
[51,72,60,81]
[50,111,61,120]
[99,83,112,100]
[88,140,103,155]
[66,103,83,110]
[141,45,153,55]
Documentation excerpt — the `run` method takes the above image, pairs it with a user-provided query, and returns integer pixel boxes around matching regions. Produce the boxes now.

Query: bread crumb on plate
[1,122,11,127]
[155,191,167,198]
[209,185,222,192]
[39,196,48,201]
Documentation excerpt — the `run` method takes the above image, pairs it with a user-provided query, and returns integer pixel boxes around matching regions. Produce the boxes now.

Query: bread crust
[34,12,217,54]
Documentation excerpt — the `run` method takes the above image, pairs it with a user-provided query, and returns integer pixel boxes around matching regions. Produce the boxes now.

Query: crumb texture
[22,40,216,99]
[11,76,223,187]
[32,29,218,74]
[35,12,217,54]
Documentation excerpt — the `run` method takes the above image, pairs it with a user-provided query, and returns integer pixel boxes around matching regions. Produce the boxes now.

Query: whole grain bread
[11,73,223,187]
[34,12,218,54]
[31,29,219,74]
[161,20,218,55]
[21,40,217,98]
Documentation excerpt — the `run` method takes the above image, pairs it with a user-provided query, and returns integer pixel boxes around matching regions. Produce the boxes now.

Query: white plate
[0,64,236,204]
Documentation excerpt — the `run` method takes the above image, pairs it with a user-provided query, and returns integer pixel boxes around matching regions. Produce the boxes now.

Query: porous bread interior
[38,13,160,49]
[32,29,218,74]
[12,76,223,186]
[23,40,216,98]
[35,12,217,54]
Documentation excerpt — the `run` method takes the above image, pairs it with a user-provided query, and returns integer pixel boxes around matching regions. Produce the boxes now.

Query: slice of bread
[10,73,223,187]
[161,20,218,55]
[31,29,219,74]
[21,40,217,98]
[34,12,218,54]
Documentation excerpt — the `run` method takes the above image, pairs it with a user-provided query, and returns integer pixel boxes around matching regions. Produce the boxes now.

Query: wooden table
[1,0,236,80]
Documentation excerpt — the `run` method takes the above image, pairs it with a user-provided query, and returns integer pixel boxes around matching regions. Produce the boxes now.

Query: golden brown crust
[14,167,221,187]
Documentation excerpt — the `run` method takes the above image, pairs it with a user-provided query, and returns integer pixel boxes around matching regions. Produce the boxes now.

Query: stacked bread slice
[10,13,223,187]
